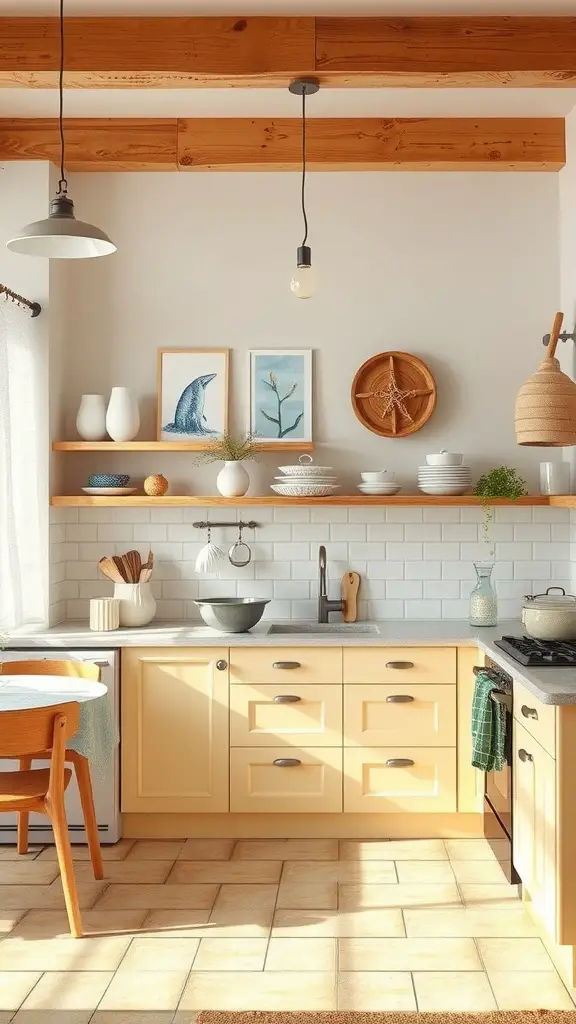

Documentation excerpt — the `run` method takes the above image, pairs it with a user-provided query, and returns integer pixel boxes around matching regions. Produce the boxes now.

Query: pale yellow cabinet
[122,647,229,813]
[344,684,456,747]
[230,684,342,747]
[230,747,342,813]
[344,746,457,813]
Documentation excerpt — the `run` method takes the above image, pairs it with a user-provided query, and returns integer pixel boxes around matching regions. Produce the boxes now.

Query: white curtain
[0,303,48,630]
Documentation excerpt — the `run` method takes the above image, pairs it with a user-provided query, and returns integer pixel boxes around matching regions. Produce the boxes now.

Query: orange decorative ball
[144,474,169,496]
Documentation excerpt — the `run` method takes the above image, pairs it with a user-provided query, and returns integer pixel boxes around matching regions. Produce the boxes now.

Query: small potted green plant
[474,466,528,559]
[197,431,259,497]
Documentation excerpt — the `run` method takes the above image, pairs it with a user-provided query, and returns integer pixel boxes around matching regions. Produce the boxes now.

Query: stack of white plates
[357,481,401,496]
[417,465,472,495]
[272,457,340,497]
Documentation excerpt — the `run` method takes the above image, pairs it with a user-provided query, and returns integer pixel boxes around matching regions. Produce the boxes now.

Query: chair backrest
[0,659,100,681]
[0,702,80,757]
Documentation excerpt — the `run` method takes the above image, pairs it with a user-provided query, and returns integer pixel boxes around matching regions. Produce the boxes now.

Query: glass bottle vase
[469,562,498,627]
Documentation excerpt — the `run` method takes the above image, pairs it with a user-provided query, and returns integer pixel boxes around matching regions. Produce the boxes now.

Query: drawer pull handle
[273,694,301,704]
[89,660,110,668]
[216,660,228,671]
[273,661,301,670]
[385,758,415,768]
[273,758,302,767]
[386,694,414,703]
[385,661,414,670]
[521,705,538,720]
[518,748,533,763]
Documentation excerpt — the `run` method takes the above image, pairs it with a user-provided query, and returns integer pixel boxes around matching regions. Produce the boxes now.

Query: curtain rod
[0,284,41,317]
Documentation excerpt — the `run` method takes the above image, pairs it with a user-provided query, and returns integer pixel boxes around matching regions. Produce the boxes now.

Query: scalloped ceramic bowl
[88,473,130,487]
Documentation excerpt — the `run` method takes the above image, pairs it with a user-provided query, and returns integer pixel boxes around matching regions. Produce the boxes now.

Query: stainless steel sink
[268,622,380,635]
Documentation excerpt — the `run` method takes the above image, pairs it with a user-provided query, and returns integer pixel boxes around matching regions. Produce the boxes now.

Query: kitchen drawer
[230,647,342,685]
[514,679,556,758]
[230,684,342,747]
[343,747,457,813]
[344,647,456,685]
[344,684,456,747]
[230,747,342,813]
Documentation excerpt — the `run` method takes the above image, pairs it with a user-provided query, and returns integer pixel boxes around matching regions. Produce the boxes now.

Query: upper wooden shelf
[52,441,314,453]
[50,494,554,507]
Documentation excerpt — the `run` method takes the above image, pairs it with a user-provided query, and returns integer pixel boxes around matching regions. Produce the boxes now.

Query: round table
[0,675,107,711]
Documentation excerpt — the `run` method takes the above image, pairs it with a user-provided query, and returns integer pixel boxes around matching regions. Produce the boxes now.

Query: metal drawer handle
[273,661,301,670]
[521,705,538,720]
[273,695,301,703]
[386,758,415,767]
[216,660,228,671]
[518,748,533,763]
[386,694,414,703]
[273,758,302,767]
[385,661,414,670]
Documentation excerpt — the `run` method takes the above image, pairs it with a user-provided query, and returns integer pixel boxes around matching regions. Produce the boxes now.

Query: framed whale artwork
[249,349,313,445]
[157,348,229,442]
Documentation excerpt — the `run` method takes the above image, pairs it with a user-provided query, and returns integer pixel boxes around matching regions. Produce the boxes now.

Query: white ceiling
[2,0,575,12]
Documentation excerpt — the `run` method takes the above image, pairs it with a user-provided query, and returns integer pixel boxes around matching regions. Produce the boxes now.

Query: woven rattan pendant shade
[515,312,576,446]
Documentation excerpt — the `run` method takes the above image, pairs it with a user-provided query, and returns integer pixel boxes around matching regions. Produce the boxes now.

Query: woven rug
[197,1013,576,1024]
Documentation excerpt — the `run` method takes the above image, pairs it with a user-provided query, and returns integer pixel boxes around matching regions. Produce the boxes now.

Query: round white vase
[113,582,156,627]
[106,387,140,442]
[76,394,107,440]
[216,461,250,497]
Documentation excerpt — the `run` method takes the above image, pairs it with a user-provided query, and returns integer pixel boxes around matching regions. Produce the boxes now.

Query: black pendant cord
[56,0,67,197]
[300,88,308,248]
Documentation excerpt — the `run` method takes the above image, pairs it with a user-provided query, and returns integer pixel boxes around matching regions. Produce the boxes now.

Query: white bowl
[358,485,401,495]
[418,484,470,495]
[360,471,394,483]
[425,451,463,466]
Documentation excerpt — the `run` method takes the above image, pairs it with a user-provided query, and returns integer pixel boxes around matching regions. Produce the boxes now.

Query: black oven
[478,661,519,884]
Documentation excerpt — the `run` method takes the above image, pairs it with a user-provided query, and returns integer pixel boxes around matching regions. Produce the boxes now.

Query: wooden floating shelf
[51,494,553,508]
[52,441,315,452]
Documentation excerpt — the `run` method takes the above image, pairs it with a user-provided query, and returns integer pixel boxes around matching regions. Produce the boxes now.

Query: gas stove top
[494,635,576,667]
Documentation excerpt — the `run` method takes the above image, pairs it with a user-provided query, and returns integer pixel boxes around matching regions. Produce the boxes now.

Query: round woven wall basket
[515,312,576,447]
[351,351,437,438]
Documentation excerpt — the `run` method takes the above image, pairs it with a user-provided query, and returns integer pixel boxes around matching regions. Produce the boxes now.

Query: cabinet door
[344,684,455,747]
[230,684,342,747]
[230,747,342,813]
[122,647,229,812]
[513,720,557,937]
[344,647,456,685]
[344,747,456,813]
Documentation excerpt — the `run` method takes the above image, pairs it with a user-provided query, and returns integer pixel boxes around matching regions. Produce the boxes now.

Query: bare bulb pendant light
[515,311,576,446]
[289,79,319,299]
[6,0,116,259]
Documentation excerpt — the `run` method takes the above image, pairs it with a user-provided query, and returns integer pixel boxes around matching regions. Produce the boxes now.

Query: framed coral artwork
[249,349,313,445]
[157,348,229,441]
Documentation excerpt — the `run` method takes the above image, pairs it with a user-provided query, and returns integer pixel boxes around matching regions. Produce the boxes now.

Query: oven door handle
[490,691,512,711]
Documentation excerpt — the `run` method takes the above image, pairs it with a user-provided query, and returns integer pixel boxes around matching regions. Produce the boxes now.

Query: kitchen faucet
[318,545,346,623]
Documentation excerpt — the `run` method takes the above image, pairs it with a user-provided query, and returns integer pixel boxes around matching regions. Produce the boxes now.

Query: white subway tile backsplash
[66,524,98,542]
[78,508,114,523]
[331,523,366,542]
[534,506,570,522]
[386,580,423,599]
[365,561,404,580]
[135,524,167,542]
[311,507,347,522]
[440,523,478,542]
[513,561,551,580]
[424,580,460,600]
[155,599,185,619]
[405,600,442,619]
[460,542,493,562]
[423,542,459,561]
[274,507,310,522]
[97,524,134,543]
[533,542,571,561]
[262,599,292,619]
[274,542,310,561]
[163,580,200,600]
[150,507,185,523]
[423,508,460,522]
[237,580,274,599]
[291,561,317,580]
[114,507,150,523]
[552,523,571,541]
[367,599,404,618]
[348,507,386,522]
[442,561,475,580]
[274,580,310,599]
[405,561,441,580]
[442,599,469,618]
[65,561,98,580]
[460,508,484,522]
[290,600,317,620]
[386,542,423,561]
[513,523,551,541]
[198,579,237,599]
[295,524,330,542]
[495,507,532,522]
[254,523,292,542]
[366,524,404,542]
[256,560,291,580]
[350,542,386,560]
[495,542,533,561]
[405,524,441,542]
[386,507,422,522]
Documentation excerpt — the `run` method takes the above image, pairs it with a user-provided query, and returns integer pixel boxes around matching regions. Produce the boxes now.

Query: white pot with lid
[522,587,576,641]
[425,449,463,466]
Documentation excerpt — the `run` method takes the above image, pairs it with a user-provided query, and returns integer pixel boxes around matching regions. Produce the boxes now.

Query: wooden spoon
[112,555,129,581]
[99,556,126,583]
[125,549,142,583]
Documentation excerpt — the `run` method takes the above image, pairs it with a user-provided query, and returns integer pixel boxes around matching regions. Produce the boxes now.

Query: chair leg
[70,751,104,880]
[46,795,83,938]
[17,757,32,855]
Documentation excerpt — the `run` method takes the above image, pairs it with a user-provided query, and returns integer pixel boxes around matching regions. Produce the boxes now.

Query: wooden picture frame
[157,348,229,443]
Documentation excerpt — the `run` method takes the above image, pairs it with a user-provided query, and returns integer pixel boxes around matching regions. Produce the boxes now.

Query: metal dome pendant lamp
[515,311,576,446]
[6,0,116,259]
[289,78,319,299]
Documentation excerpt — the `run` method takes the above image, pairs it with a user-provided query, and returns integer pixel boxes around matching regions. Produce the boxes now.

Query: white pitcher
[113,582,156,627]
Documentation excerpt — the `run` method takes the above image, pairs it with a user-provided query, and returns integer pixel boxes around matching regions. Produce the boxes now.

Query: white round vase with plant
[198,432,258,498]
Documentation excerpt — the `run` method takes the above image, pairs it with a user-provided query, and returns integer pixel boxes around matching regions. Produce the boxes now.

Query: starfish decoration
[356,354,434,435]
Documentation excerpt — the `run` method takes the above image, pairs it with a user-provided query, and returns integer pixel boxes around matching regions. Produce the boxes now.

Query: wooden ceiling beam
[0,117,565,172]
[0,16,575,88]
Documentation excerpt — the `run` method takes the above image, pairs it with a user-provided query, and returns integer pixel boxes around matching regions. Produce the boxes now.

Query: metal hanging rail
[0,284,41,317]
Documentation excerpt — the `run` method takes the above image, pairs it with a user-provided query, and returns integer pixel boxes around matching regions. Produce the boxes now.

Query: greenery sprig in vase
[196,431,259,497]
[474,466,528,558]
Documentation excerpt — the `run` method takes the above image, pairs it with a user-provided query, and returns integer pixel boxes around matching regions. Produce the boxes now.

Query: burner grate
[494,635,576,667]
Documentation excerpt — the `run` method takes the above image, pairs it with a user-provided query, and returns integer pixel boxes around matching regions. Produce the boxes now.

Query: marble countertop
[8,618,576,706]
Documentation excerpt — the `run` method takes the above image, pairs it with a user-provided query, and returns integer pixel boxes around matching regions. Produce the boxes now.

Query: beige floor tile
[0,1015,18,1024]
[460,883,522,906]
[20,971,113,1011]
[98,971,187,1012]
[281,861,397,885]
[272,908,405,938]
[266,937,336,972]
[92,1014,174,1024]
[0,911,26,934]
[95,884,218,911]
[0,861,60,885]
[339,882,461,910]
[118,937,200,972]
[477,937,555,971]
[337,971,416,1011]
[405,906,538,938]
[143,909,271,939]
[73,862,173,885]
[452,859,513,884]
[167,861,281,884]
[178,840,235,861]
[414,971,497,1011]
[395,860,455,883]
[340,839,447,861]
[179,971,336,1010]
[211,884,278,913]
[192,937,267,971]
[0,847,43,861]
[38,840,134,862]
[126,841,185,861]
[37,879,108,910]
[12,1011,93,1024]
[0,934,132,971]
[0,972,42,1011]
[276,881,337,911]
[233,840,338,861]
[445,838,507,861]
[488,971,574,1009]
[339,936,482,971]
[0,886,51,910]
[11,910,148,939]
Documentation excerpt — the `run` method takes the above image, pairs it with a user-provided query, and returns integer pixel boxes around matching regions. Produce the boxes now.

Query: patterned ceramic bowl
[87,474,130,487]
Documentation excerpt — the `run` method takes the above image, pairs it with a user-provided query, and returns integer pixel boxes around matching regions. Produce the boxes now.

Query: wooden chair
[0,701,84,936]
[0,660,104,880]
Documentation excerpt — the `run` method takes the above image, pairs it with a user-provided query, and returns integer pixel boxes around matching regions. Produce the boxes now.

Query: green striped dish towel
[471,669,507,772]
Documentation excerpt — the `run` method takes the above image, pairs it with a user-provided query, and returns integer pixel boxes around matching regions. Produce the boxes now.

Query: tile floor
[0,836,573,1020]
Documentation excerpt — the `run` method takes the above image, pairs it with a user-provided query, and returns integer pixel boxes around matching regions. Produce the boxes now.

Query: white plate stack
[271,455,340,498]
[418,450,472,495]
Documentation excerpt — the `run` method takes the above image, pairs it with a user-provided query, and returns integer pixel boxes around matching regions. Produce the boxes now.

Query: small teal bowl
[88,473,130,487]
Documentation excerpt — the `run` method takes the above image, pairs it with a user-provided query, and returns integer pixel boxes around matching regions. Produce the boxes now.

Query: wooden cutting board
[342,572,361,622]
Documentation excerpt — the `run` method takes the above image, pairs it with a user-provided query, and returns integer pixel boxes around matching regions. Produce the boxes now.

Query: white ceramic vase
[106,387,140,442]
[216,460,250,497]
[113,582,156,627]
[76,394,107,440]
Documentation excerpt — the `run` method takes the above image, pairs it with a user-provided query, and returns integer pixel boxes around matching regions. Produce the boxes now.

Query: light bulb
[290,245,317,299]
